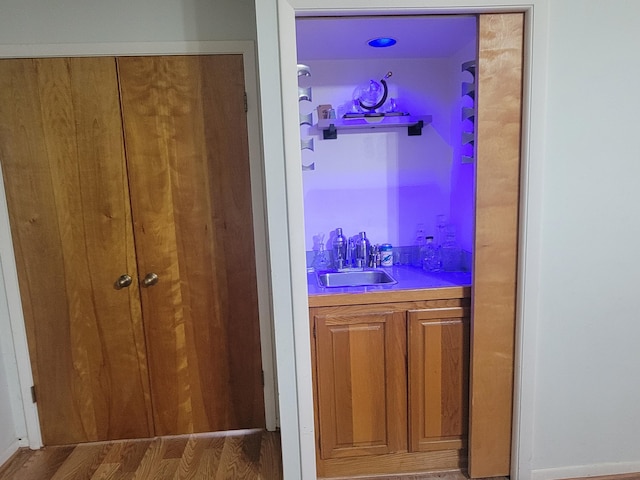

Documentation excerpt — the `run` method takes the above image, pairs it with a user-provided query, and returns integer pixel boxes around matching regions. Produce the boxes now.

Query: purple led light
[368,37,397,48]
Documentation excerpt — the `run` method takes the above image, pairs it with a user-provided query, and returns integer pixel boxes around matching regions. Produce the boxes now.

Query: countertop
[307,265,472,307]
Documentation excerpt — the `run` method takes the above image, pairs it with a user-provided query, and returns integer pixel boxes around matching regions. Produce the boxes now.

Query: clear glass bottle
[440,225,461,271]
[312,241,331,271]
[421,236,441,272]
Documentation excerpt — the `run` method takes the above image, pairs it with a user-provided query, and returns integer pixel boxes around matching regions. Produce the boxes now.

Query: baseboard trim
[0,441,20,470]
[531,461,640,480]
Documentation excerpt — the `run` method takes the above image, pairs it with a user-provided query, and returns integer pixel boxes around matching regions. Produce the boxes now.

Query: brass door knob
[114,274,133,290]
[142,272,159,288]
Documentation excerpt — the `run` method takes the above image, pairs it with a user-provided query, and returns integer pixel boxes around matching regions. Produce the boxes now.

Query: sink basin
[317,269,397,288]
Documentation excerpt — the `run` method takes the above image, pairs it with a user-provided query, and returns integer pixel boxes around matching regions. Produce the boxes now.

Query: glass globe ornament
[351,71,392,112]
[353,80,384,110]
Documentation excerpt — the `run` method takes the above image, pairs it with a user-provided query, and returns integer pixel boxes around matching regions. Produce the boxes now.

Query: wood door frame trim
[0,40,278,448]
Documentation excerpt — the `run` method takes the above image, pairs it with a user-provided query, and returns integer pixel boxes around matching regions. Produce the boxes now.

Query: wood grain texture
[408,308,469,453]
[470,13,524,478]
[117,55,264,435]
[0,430,281,480]
[314,309,407,460]
[320,449,465,479]
[310,294,471,478]
[0,57,153,444]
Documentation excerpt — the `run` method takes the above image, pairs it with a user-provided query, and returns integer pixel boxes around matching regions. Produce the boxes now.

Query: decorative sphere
[353,80,384,109]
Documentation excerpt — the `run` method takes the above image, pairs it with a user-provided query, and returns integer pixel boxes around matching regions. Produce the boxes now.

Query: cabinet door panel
[0,57,153,444]
[117,55,264,435]
[408,307,469,452]
[314,310,406,459]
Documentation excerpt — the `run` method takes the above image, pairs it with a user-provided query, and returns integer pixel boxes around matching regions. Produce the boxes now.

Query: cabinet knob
[114,274,133,290]
[142,272,159,288]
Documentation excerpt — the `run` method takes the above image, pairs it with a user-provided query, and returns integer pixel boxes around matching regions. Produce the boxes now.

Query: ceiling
[295,15,477,61]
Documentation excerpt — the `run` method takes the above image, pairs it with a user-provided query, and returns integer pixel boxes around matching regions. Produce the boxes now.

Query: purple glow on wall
[297,16,476,263]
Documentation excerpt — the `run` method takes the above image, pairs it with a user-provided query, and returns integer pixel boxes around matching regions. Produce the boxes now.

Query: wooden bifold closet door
[0,55,264,445]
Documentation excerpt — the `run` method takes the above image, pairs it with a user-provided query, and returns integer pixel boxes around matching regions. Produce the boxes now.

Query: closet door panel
[0,57,153,444]
[117,55,264,435]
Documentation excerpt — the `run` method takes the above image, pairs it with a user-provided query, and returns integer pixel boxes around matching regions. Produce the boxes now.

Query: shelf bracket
[407,120,424,136]
[323,123,338,140]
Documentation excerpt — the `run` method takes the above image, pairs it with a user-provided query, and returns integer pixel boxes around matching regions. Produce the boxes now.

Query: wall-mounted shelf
[317,114,432,140]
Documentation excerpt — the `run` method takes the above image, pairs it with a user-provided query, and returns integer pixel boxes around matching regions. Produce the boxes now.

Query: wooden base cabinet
[310,295,470,478]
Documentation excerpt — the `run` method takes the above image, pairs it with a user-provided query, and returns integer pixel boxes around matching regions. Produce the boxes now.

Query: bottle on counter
[440,225,461,271]
[332,227,347,269]
[421,236,441,272]
[355,231,370,268]
[369,244,381,268]
[312,240,331,271]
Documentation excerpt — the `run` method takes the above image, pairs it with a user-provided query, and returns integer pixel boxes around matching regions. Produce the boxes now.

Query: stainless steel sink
[317,269,397,288]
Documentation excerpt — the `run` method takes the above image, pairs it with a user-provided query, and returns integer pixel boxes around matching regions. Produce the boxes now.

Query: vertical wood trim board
[470,13,524,478]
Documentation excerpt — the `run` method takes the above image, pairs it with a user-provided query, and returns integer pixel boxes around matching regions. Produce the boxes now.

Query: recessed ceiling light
[368,37,397,48]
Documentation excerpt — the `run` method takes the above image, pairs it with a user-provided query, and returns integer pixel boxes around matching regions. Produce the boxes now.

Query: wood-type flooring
[3,431,637,480]
[0,429,281,480]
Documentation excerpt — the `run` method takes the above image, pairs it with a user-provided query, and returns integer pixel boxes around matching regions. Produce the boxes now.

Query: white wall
[299,57,456,249]
[0,264,20,465]
[0,0,256,45]
[531,1,640,478]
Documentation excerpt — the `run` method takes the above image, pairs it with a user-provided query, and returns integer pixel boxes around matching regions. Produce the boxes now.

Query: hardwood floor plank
[130,437,168,480]
[155,458,181,479]
[90,462,121,480]
[4,446,75,480]
[51,443,111,480]
[215,435,260,479]
[0,449,32,479]
[258,431,283,480]
[162,437,189,460]
[0,431,282,480]
[171,436,206,480]
[194,435,226,478]
[117,440,152,475]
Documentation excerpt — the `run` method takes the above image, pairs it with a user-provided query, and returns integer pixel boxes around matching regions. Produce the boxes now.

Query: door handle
[114,274,133,290]
[141,272,159,288]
